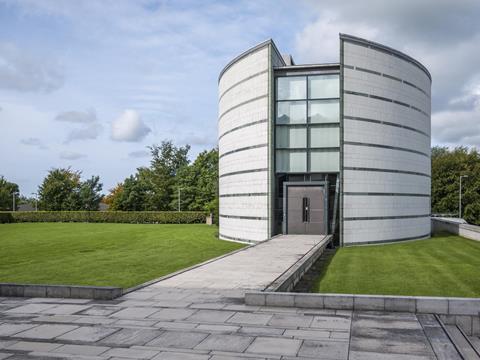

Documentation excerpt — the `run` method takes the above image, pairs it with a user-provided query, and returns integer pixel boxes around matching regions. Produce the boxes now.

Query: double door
[286,185,325,235]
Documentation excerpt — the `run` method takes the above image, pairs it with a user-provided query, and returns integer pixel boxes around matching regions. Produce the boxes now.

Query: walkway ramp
[150,234,329,291]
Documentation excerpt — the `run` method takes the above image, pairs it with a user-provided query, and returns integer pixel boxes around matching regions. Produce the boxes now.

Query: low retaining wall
[245,291,480,335]
[0,283,122,300]
[432,217,480,241]
[264,235,332,292]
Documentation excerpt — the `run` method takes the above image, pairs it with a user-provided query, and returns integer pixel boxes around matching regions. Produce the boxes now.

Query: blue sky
[1,0,479,195]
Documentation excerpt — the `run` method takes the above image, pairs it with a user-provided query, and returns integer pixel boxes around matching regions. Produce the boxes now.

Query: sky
[1,0,479,195]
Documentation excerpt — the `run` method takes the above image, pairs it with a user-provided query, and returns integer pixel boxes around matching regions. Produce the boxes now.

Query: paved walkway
[153,235,327,291]
[0,235,449,359]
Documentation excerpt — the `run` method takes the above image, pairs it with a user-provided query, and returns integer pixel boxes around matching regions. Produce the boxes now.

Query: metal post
[12,193,15,212]
[31,192,38,211]
[178,188,181,212]
[459,175,468,218]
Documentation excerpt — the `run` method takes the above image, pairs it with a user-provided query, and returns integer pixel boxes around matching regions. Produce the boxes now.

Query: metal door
[286,186,325,234]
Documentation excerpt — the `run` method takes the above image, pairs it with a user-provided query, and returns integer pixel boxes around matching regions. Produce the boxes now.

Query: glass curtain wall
[275,74,340,173]
[273,72,341,235]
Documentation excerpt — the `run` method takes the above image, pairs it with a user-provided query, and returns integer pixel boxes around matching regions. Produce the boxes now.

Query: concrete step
[443,324,480,360]
[420,313,480,360]
[469,337,480,355]
[418,314,463,359]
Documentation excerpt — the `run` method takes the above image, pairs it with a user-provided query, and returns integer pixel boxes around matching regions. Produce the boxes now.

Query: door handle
[302,197,310,223]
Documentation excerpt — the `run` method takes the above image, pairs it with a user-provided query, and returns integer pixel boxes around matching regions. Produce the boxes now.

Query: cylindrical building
[218,34,431,246]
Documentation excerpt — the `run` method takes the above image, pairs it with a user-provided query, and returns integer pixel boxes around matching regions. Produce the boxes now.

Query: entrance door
[286,186,325,234]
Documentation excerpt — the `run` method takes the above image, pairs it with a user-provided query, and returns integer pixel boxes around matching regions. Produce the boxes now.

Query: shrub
[0,211,207,224]
[0,212,13,223]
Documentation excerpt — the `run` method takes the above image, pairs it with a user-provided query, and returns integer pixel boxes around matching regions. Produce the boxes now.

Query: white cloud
[55,110,96,123]
[111,109,151,142]
[295,12,379,63]
[55,109,103,143]
[0,42,64,93]
[20,137,48,150]
[128,150,150,158]
[59,151,86,160]
[65,123,103,143]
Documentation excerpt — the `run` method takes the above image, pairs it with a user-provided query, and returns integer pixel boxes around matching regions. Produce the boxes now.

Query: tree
[78,176,103,210]
[103,183,124,210]
[38,168,103,211]
[104,141,219,214]
[147,141,190,210]
[0,176,19,211]
[172,148,218,211]
[431,146,480,224]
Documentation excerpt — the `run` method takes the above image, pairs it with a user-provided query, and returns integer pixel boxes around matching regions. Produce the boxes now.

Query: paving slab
[53,344,110,356]
[102,347,160,359]
[148,308,196,321]
[0,323,37,336]
[13,324,78,339]
[246,336,302,356]
[195,334,254,352]
[5,341,62,352]
[152,351,210,360]
[268,314,313,328]
[56,326,118,342]
[146,330,208,349]
[226,312,272,326]
[298,339,349,358]
[100,328,162,346]
[185,309,235,323]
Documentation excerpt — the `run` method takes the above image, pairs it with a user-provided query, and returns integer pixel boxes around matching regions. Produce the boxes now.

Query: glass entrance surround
[275,74,340,173]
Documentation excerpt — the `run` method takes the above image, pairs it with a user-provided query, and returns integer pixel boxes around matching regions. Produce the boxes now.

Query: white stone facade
[341,35,431,245]
[218,41,285,243]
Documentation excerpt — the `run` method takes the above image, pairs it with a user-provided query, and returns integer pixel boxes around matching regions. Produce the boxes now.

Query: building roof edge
[339,33,432,82]
[218,39,286,83]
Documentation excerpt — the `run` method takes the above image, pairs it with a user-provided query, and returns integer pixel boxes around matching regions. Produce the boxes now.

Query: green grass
[311,234,480,297]
[0,223,244,288]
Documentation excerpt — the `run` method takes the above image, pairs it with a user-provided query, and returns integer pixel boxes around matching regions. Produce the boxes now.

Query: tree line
[2,145,480,225]
[0,141,218,217]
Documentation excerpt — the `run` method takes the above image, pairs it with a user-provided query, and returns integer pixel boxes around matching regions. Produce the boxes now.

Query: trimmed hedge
[0,211,207,224]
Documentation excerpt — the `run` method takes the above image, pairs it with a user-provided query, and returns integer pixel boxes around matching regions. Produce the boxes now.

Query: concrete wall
[340,34,432,245]
[432,218,480,241]
[218,40,284,243]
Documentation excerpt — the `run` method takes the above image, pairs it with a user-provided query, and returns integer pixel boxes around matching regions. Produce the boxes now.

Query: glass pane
[309,100,339,123]
[276,127,306,148]
[310,150,340,172]
[309,127,340,148]
[277,76,306,100]
[276,101,306,124]
[276,150,307,172]
[308,74,339,99]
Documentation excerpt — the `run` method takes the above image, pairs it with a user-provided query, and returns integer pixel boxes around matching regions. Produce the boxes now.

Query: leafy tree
[171,148,218,212]
[0,176,19,211]
[104,141,218,214]
[431,146,480,224]
[78,176,103,210]
[147,141,190,210]
[103,183,124,210]
[38,168,103,210]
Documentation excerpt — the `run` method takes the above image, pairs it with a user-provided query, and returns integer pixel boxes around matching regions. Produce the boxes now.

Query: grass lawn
[0,223,244,288]
[312,234,480,297]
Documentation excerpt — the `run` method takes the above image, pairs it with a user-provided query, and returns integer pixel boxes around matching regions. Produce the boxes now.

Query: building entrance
[284,183,326,235]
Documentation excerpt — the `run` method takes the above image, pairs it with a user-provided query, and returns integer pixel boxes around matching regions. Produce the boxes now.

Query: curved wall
[340,34,432,245]
[218,40,284,243]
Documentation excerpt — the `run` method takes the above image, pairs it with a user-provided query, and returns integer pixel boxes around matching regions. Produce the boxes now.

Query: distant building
[18,203,35,211]
[218,34,431,246]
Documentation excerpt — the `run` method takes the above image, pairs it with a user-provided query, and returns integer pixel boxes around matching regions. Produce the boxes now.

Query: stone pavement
[0,235,451,359]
